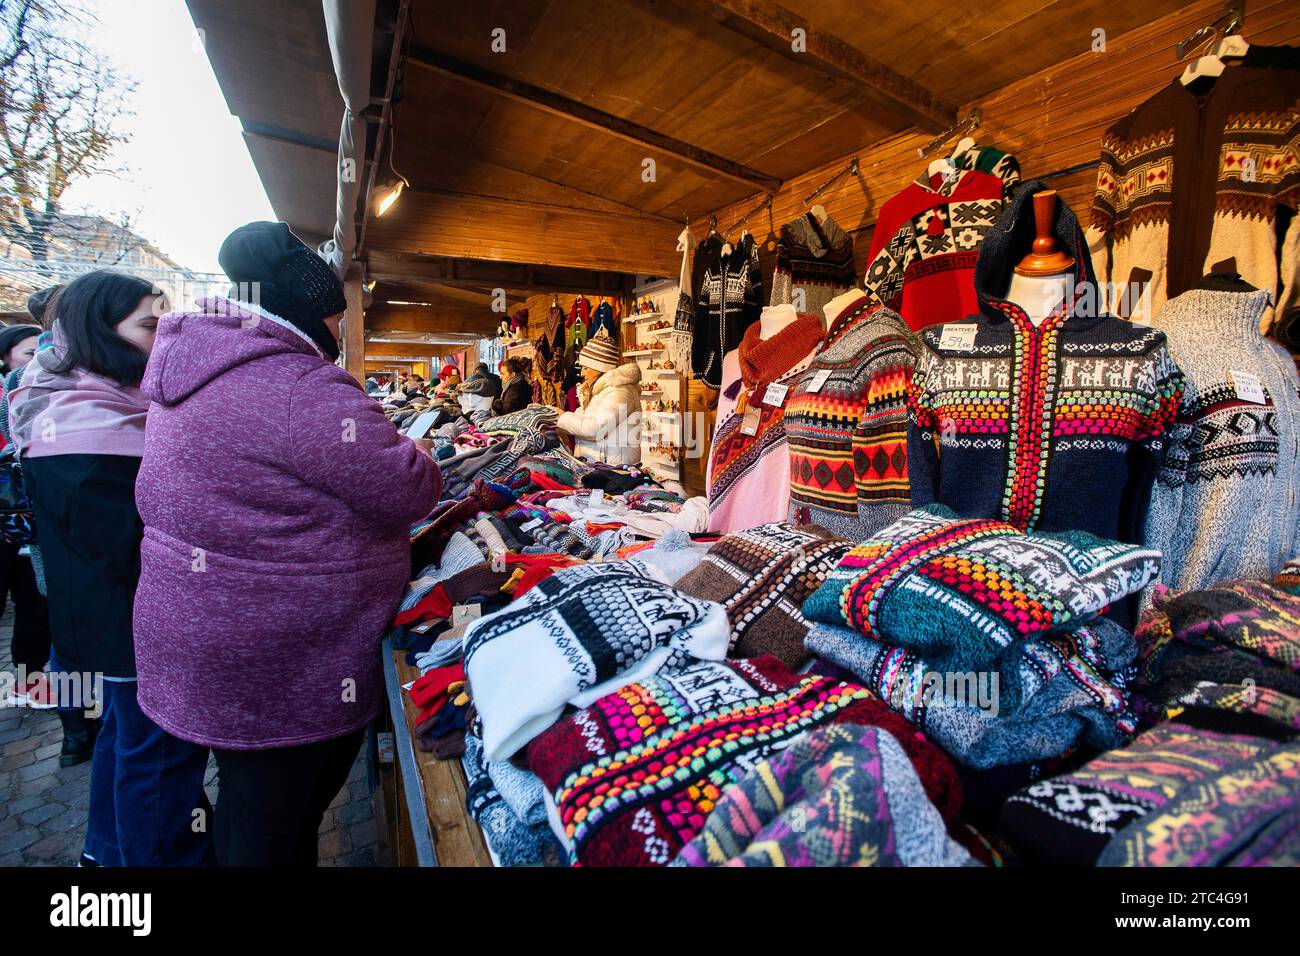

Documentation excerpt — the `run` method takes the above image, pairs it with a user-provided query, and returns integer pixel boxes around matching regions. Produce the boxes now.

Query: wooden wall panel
[698,0,1300,291]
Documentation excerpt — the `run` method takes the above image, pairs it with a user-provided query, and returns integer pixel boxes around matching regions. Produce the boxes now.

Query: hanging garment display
[1145,285,1300,591]
[1085,64,1300,333]
[784,295,919,541]
[906,181,1185,544]
[769,212,857,317]
[533,303,568,407]
[706,307,823,532]
[863,145,1020,330]
[693,233,763,389]
[672,232,724,375]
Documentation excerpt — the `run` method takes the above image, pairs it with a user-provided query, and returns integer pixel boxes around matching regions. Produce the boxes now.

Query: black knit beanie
[218,221,346,360]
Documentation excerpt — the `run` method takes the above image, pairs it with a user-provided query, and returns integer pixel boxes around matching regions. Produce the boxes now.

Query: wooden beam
[366,251,636,297]
[406,44,783,193]
[694,0,956,133]
[363,340,465,358]
[342,262,366,383]
[365,303,498,336]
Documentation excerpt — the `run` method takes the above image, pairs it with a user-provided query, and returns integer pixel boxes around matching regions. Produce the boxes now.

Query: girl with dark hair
[0,323,52,712]
[7,269,215,867]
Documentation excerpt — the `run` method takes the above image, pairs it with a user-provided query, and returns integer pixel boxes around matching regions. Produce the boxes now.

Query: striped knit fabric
[784,296,919,541]
[803,505,1162,710]
[769,212,857,319]
[674,522,850,669]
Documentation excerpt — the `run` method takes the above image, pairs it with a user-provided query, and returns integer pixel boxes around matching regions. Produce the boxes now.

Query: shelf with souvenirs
[376,6,1300,870]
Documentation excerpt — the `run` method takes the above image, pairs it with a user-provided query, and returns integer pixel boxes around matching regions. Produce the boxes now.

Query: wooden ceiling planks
[694,0,1300,288]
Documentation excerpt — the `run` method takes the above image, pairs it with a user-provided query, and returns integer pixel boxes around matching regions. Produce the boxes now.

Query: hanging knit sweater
[784,295,920,541]
[1145,287,1300,591]
[706,308,823,533]
[693,233,763,389]
[863,146,1021,330]
[769,212,857,318]
[907,181,1186,545]
[1085,66,1300,335]
[533,305,568,407]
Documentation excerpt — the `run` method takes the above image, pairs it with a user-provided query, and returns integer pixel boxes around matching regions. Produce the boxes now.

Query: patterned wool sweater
[1146,288,1300,591]
[863,146,1020,330]
[769,212,857,318]
[706,310,823,533]
[907,181,1185,545]
[784,295,920,541]
[693,233,764,389]
[1085,67,1300,334]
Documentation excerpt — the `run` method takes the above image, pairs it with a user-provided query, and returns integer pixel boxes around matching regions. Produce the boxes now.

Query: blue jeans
[46,645,91,714]
[84,679,215,866]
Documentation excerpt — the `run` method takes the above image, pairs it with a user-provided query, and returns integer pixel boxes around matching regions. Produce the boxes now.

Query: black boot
[58,710,99,768]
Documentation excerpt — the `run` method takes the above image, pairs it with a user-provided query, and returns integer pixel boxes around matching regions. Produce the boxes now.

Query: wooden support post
[343,262,366,383]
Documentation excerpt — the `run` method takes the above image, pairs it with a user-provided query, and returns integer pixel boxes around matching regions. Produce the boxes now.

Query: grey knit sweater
[1145,288,1300,590]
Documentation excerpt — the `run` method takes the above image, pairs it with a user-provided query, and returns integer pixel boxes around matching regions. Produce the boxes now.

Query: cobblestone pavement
[0,609,377,866]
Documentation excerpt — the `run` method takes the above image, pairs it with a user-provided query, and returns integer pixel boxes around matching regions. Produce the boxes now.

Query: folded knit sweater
[784,296,920,540]
[1145,287,1300,590]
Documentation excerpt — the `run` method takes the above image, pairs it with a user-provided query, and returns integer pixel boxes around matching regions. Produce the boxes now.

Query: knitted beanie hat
[623,529,706,583]
[578,328,620,372]
[217,221,346,360]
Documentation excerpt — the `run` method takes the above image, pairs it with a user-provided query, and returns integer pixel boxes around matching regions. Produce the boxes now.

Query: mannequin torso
[1005,272,1073,326]
[759,303,798,339]
[823,288,862,326]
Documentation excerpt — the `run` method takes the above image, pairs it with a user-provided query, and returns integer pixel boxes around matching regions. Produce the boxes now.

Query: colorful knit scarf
[731,312,823,411]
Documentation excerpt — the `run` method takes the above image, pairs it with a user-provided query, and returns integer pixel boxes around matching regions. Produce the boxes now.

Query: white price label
[938,323,977,351]
[805,369,833,393]
[451,604,482,626]
[761,382,790,407]
[519,518,544,532]
[1230,370,1267,405]
[590,488,605,507]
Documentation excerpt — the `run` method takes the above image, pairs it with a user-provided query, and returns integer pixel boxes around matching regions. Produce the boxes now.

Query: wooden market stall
[189,0,1300,865]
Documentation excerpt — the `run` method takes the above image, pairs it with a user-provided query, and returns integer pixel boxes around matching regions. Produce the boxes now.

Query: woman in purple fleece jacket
[133,222,442,866]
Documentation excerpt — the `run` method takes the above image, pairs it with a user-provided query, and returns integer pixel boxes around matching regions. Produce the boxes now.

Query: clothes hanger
[927,135,977,185]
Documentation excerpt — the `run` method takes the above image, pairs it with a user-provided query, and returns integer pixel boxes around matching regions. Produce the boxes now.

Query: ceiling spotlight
[375,177,407,217]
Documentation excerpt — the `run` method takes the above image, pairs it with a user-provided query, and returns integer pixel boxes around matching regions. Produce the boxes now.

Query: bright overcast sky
[59,0,276,274]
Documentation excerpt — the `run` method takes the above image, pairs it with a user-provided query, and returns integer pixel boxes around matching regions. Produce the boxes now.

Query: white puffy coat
[556,362,643,465]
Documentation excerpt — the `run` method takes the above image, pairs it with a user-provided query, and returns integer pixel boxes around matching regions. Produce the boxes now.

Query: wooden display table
[379,638,492,867]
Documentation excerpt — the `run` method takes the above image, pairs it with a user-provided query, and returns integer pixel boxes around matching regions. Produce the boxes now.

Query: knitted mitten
[409,664,465,709]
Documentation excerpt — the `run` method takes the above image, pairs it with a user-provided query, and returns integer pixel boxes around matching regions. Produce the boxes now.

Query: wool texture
[1145,288,1300,590]
[769,212,857,319]
[907,181,1185,545]
[806,619,1137,768]
[526,656,960,866]
[463,561,730,761]
[672,724,974,867]
[999,722,1273,865]
[802,505,1162,710]
[707,312,823,533]
[1085,66,1300,335]
[463,732,567,866]
[1098,740,1300,867]
[693,233,763,389]
[675,522,850,669]
[784,297,920,540]
[863,146,1021,330]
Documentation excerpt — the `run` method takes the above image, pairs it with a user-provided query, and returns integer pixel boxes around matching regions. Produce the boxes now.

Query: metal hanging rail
[916,108,982,160]
[1175,0,1245,59]
[723,194,773,237]
[804,156,860,206]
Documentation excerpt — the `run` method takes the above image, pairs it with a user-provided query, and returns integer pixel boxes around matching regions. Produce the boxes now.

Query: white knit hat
[578,329,620,372]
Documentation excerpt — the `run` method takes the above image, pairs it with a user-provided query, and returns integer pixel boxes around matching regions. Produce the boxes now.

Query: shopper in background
[0,321,52,709]
[132,221,442,867]
[492,357,531,416]
[433,363,460,399]
[556,329,642,465]
[454,361,501,417]
[7,270,214,866]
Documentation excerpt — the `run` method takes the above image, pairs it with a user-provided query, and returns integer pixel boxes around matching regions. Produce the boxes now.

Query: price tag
[805,369,832,393]
[452,604,482,626]
[938,323,977,351]
[410,620,439,634]
[761,382,790,407]
[1230,370,1267,405]
[519,518,543,532]
[590,488,605,508]
[741,407,761,436]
